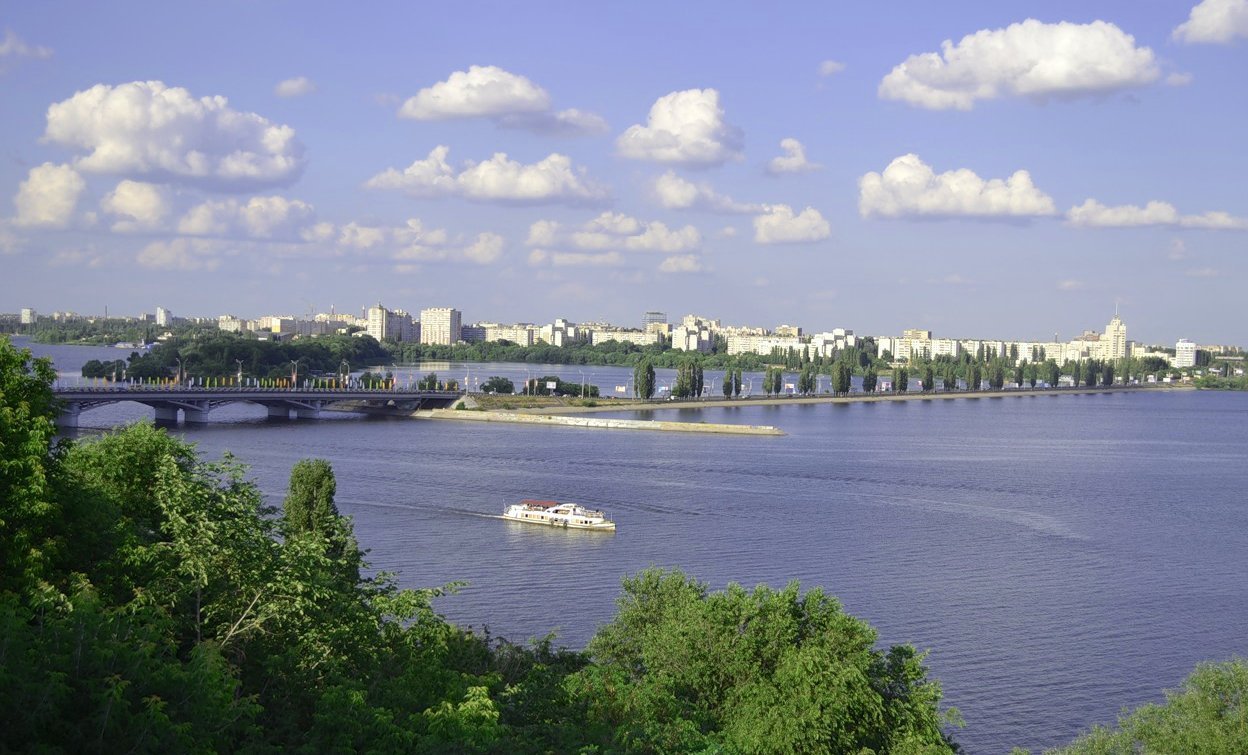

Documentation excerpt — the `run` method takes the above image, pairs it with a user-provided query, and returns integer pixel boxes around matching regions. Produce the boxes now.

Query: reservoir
[23,338,1248,753]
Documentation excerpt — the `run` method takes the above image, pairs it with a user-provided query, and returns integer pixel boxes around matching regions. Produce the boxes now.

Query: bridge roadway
[52,386,463,427]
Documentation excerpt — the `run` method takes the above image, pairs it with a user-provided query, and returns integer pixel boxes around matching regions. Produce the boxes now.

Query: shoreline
[517,383,1194,415]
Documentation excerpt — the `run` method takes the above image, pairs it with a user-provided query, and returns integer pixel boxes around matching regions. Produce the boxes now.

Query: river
[17,337,1248,753]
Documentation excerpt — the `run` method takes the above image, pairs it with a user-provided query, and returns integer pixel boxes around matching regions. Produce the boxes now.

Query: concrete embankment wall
[417,409,785,436]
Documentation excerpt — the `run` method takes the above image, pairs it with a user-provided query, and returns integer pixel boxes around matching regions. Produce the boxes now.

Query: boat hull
[502,503,616,531]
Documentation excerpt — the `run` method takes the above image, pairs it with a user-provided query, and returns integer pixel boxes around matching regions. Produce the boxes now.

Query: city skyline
[2,2,1246,344]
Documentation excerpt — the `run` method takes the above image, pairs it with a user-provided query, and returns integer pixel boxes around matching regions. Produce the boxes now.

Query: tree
[480,376,515,394]
[862,366,878,394]
[989,365,1005,390]
[923,365,935,393]
[634,359,655,400]
[1047,660,1248,755]
[284,459,339,539]
[733,367,743,398]
[1047,360,1060,388]
[418,372,439,390]
[834,362,852,395]
[722,368,733,399]
[970,364,983,391]
[572,569,958,754]
[1101,362,1114,387]
[896,368,909,393]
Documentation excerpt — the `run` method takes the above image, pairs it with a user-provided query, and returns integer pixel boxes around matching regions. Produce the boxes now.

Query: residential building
[367,304,416,342]
[155,306,172,326]
[642,311,667,329]
[1174,339,1198,368]
[419,307,462,345]
[1105,313,1128,360]
[591,329,660,347]
[19,307,36,325]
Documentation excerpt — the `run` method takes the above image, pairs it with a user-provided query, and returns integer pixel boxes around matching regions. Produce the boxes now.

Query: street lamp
[339,359,349,389]
[234,359,244,386]
[175,357,184,386]
[289,359,300,389]
[578,369,586,398]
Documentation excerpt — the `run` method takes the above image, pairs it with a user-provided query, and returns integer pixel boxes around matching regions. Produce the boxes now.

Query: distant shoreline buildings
[5,303,1243,370]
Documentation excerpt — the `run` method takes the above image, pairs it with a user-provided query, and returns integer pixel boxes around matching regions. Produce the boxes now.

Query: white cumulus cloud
[858,154,1057,219]
[136,238,224,271]
[1067,199,1248,229]
[879,19,1160,110]
[617,89,743,166]
[177,195,318,239]
[43,80,305,191]
[366,145,608,205]
[658,254,702,273]
[766,138,820,175]
[528,249,624,268]
[526,212,701,255]
[13,162,85,228]
[1174,0,1248,43]
[397,65,606,136]
[753,205,831,244]
[275,76,316,98]
[652,170,762,214]
[818,60,846,77]
[100,180,169,231]
[400,65,550,119]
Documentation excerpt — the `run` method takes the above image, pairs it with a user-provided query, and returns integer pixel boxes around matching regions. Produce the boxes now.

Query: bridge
[53,386,464,427]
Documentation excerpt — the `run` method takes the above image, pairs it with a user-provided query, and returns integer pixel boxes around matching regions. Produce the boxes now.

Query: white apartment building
[672,324,713,352]
[726,334,803,356]
[367,304,416,342]
[1174,339,1198,368]
[419,307,462,345]
[591,329,661,347]
[20,307,37,325]
[155,306,172,326]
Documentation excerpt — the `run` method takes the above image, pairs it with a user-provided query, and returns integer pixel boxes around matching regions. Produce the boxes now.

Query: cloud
[137,238,224,271]
[818,60,845,77]
[0,28,53,68]
[526,212,701,255]
[100,180,169,231]
[658,254,702,273]
[879,19,1160,110]
[366,145,608,205]
[1168,238,1189,260]
[177,195,318,239]
[394,231,504,266]
[528,249,624,267]
[400,65,550,119]
[1186,266,1219,277]
[497,108,609,136]
[275,76,316,98]
[0,221,18,254]
[617,88,743,166]
[858,154,1057,219]
[753,204,831,244]
[1067,199,1248,229]
[1173,0,1248,44]
[44,80,305,191]
[1165,72,1194,86]
[1057,279,1085,291]
[766,138,820,175]
[652,170,763,213]
[398,65,604,136]
[13,162,85,228]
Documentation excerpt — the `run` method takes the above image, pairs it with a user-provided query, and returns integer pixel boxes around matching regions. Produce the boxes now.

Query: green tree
[418,372,439,390]
[1101,362,1114,387]
[722,368,733,399]
[733,367,743,398]
[480,376,515,394]
[571,569,958,753]
[834,362,852,394]
[923,365,935,393]
[1047,360,1060,388]
[284,459,339,538]
[634,359,655,400]
[1045,660,1248,755]
[896,367,909,393]
[862,366,878,393]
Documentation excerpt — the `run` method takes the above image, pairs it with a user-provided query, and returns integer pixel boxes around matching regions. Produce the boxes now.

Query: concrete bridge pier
[56,405,82,429]
[183,407,210,424]
[266,405,291,420]
[295,406,322,420]
[153,405,180,425]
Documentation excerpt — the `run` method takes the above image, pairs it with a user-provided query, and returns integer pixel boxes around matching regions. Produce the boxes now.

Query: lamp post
[339,359,349,389]
[175,358,184,386]
[745,377,753,397]
[578,369,586,398]
[289,359,300,389]
[234,359,244,386]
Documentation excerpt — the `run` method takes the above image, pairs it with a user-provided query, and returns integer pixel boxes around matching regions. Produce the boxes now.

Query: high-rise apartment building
[1174,339,1198,368]
[20,308,37,325]
[155,306,172,327]
[642,311,667,328]
[420,307,462,345]
[366,303,416,342]
[1105,313,1128,360]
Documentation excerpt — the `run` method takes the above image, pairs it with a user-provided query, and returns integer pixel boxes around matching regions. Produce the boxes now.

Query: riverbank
[412,408,784,435]
[514,383,1193,415]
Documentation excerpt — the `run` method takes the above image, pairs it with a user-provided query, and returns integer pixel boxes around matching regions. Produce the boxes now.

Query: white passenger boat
[502,500,616,531]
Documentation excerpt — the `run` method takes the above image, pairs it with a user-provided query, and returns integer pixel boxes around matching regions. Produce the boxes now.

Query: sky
[2,1,1246,345]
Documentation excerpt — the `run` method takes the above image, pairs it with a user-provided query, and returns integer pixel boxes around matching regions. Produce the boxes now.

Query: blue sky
[2,1,1245,344]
